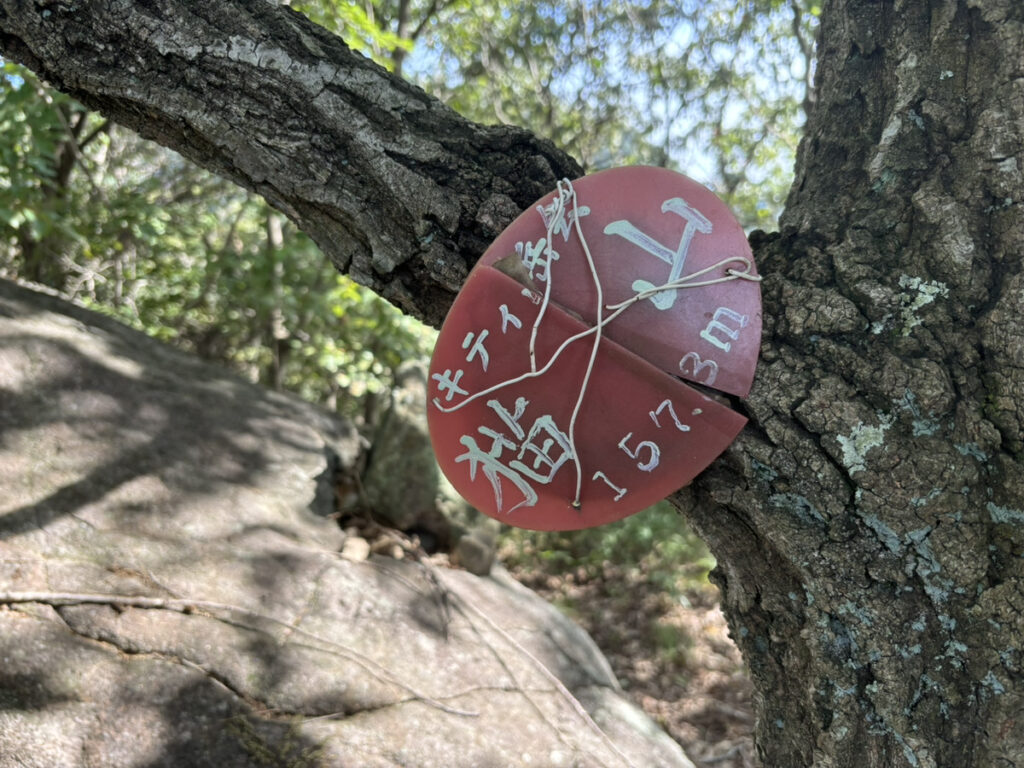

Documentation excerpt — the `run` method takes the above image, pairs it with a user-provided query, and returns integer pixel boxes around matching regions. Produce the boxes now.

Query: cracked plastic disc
[427,166,761,531]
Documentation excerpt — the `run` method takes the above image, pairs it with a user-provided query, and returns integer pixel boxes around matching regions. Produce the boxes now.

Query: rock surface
[0,279,693,768]
[360,360,500,575]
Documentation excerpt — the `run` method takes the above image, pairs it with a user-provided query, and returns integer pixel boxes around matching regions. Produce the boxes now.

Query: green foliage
[0,59,433,421]
[407,0,817,226]
[288,0,815,224]
[502,501,717,596]
[288,0,412,69]
[0,62,102,285]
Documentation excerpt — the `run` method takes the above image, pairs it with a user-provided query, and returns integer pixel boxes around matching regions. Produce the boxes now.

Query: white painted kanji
[604,197,713,311]
[455,397,574,514]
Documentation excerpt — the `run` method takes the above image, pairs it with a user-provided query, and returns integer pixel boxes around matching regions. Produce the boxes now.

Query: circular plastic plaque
[427,166,761,531]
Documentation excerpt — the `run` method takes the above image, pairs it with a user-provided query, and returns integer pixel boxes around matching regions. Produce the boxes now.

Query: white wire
[565,181,602,509]
[604,256,760,312]
[433,188,762,512]
[528,182,568,372]
[433,255,760,414]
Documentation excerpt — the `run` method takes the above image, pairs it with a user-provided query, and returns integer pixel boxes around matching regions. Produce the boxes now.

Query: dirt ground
[507,561,757,768]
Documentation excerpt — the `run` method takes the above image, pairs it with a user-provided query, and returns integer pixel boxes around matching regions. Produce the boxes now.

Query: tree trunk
[266,210,288,392]
[2,1,1022,765]
[684,2,1024,765]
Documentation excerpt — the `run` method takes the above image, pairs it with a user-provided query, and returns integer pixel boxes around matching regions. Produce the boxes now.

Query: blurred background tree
[291,0,817,226]
[0,0,816,589]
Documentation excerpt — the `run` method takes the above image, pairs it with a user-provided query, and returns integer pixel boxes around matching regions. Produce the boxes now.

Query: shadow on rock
[0,279,695,768]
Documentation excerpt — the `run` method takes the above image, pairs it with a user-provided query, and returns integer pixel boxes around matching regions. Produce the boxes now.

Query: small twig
[362,559,637,767]
[365,556,454,639]
[391,563,639,768]
[456,590,573,750]
[0,590,476,718]
[0,591,214,611]
[451,591,638,768]
[276,559,334,648]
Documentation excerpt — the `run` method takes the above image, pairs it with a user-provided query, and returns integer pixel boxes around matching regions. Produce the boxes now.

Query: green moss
[227,715,325,768]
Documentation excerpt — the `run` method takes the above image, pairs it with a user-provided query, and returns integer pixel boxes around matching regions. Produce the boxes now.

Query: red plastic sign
[428,166,761,531]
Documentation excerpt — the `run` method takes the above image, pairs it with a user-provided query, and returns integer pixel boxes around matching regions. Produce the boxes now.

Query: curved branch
[0,0,582,326]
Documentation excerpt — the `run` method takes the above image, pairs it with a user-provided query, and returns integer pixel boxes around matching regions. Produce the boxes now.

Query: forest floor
[505,556,756,768]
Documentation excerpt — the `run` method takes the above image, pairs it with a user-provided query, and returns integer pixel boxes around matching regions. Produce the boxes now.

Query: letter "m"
[700,307,748,353]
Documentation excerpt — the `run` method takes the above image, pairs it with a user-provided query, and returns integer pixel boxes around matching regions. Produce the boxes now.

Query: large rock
[360,360,500,575]
[0,279,693,768]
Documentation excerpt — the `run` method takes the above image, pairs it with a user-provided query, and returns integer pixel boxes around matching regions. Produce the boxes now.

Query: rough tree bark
[2,1,1022,766]
[686,2,1024,765]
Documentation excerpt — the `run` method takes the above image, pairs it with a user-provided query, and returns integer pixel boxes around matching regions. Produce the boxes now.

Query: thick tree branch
[0,0,581,327]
